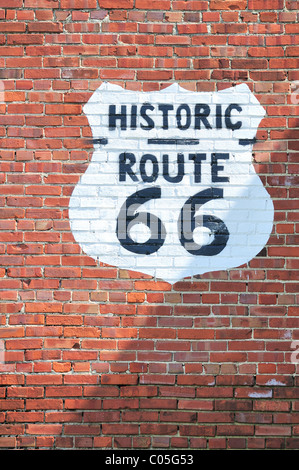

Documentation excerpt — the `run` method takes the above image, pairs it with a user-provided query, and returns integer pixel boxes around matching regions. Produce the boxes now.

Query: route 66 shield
[69,82,274,284]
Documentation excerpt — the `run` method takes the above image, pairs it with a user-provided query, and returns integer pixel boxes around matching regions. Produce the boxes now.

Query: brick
[210,0,247,8]
[59,0,96,7]
[256,426,291,436]
[0,0,22,5]
[7,34,44,45]
[0,438,16,448]
[248,0,284,8]
[28,23,63,33]
[0,400,24,410]
[24,0,59,6]
[26,424,63,435]
[26,46,61,56]
[0,23,26,32]
[46,104,82,115]
[135,0,170,8]
[172,1,208,10]
[0,375,25,386]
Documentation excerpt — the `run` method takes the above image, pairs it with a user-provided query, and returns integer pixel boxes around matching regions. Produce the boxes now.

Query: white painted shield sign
[69,82,274,284]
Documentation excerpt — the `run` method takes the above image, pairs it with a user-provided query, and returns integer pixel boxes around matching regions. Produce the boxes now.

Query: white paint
[265,379,286,386]
[291,340,299,364]
[69,82,274,284]
[248,391,273,398]
[0,340,4,364]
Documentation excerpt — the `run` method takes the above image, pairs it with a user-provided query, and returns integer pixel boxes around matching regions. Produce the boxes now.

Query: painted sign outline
[69,82,274,284]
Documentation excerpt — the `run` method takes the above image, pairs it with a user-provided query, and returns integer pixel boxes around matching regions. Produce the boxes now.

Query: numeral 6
[178,187,229,256]
[116,187,166,255]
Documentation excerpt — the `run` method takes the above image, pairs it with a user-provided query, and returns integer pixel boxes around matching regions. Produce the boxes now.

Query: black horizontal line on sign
[92,138,108,145]
[239,138,257,146]
[91,138,257,147]
[148,138,200,145]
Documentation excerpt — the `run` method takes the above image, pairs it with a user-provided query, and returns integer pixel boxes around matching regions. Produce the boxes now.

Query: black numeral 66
[116,187,229,256]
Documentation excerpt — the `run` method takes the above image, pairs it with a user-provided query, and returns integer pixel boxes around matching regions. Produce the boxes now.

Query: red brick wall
[0,0,299,451]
